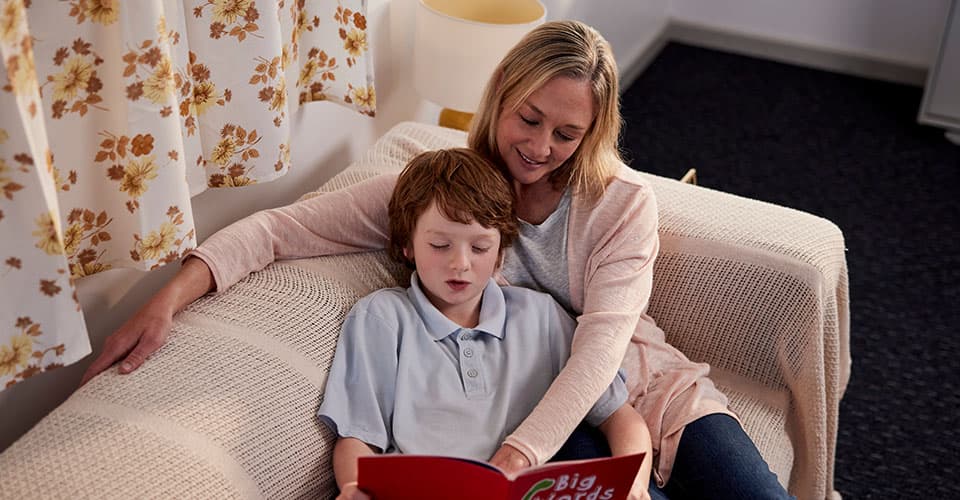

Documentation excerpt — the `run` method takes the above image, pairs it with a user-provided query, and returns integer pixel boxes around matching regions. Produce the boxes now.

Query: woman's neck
[514,181,564,225]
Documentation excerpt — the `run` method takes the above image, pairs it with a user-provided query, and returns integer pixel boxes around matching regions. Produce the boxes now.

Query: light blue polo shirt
[318,273,627,461]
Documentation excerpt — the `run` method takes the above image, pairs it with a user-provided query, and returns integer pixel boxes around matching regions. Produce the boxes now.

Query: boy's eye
[429,243,449,250]
[472,246,491,254]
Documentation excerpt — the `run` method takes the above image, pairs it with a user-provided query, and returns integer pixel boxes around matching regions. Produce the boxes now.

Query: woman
[82,20,791,499]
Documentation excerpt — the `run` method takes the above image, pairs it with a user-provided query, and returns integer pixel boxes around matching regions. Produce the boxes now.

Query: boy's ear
[403,246,412,261]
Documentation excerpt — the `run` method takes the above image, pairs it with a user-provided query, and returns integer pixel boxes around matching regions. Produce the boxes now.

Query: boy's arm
[319,298,402,498]
[599,404,653,500]
[334,437,378,499]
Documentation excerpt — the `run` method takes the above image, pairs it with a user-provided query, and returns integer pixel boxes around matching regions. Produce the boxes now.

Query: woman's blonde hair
[468,20,622,203]
[388,148,519,269]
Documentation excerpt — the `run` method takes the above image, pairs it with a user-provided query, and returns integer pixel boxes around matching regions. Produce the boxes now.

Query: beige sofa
[0,122,850,500]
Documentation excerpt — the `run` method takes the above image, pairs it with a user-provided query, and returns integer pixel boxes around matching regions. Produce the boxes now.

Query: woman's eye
[520,115,537,126]
[555,131,575,142]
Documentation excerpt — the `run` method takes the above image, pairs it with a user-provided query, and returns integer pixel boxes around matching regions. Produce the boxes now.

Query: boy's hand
[336,481,371,500]
[489,444,531,476]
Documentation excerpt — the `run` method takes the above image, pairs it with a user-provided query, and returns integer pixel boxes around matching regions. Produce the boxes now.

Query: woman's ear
[493,68,504,93]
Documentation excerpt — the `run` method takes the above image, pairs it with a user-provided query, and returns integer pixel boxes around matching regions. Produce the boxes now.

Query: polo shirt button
[460,333,471,341]
[463,348,474,357]
[466,369,479,378]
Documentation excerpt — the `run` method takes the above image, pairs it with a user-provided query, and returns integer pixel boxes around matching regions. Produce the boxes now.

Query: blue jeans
[550,414,794,500]
[550,421,611,461]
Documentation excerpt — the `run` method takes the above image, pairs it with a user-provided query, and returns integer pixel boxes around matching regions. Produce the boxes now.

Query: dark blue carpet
[620,42,960,498]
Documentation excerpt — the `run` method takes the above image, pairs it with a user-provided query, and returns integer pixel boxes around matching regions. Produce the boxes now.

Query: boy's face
[404,200,501,327]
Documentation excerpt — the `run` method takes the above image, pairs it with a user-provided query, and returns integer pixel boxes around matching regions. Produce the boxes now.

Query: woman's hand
[628,479,652,500]
[336,481,371,500]
[489,444,531,475]
[79,257,214,386]
[79,298,173,386]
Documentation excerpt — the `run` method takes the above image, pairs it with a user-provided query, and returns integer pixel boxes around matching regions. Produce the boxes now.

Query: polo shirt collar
[408,272,507,341]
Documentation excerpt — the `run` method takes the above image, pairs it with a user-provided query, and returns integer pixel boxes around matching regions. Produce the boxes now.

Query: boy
[318,148,651,499]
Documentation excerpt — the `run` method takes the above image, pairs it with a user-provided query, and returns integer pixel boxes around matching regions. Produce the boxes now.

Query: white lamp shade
[413,0,546,113]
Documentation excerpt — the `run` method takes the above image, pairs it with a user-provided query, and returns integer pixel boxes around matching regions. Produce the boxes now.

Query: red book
[357,452,645,500]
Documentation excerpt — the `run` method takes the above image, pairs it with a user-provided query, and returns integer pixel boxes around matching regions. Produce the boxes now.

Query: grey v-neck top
[501,190,573,312]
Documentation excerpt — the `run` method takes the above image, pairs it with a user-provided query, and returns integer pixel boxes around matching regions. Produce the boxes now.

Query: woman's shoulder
[585,162,656,211]
[607,162,653,193]
[568,162,659,241]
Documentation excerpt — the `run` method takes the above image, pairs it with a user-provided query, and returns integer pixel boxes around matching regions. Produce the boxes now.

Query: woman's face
[495,75,596,189]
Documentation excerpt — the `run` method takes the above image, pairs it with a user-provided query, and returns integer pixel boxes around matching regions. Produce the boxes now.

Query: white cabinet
[919,0,960,143]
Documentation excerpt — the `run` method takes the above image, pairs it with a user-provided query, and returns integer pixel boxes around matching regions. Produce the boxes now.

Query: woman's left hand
[628,484,652,500]
[489,444,531,475]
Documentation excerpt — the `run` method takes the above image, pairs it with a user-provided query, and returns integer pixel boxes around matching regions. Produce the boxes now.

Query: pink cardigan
[189,164,734,485]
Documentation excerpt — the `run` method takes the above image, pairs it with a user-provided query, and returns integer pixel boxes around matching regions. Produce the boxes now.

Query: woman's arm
[600,405,653,500]
[499,180,659,467]
[192,173,398,292]
[80,174,398,383]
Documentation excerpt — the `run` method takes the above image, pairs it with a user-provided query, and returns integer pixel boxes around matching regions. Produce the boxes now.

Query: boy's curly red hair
[388,148,519,268]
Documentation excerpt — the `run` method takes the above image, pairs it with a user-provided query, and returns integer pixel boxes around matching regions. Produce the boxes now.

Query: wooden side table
[680,168,698,185]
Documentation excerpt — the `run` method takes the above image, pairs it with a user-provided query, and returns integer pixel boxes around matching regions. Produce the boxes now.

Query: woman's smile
[517,149,546,166]
[496,76,595,188]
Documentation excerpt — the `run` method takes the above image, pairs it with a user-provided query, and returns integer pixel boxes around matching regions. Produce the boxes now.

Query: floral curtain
[0,0,375,390]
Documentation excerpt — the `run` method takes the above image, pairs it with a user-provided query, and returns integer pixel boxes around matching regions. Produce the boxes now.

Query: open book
[357,452,645,500]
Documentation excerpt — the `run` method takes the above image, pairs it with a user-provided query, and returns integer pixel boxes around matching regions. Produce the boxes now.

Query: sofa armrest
[0,250,406,499]
[642,173,850,500]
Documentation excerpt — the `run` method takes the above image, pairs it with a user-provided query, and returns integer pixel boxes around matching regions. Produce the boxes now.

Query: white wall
[670,0,953,68]
[543,0,671,78]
